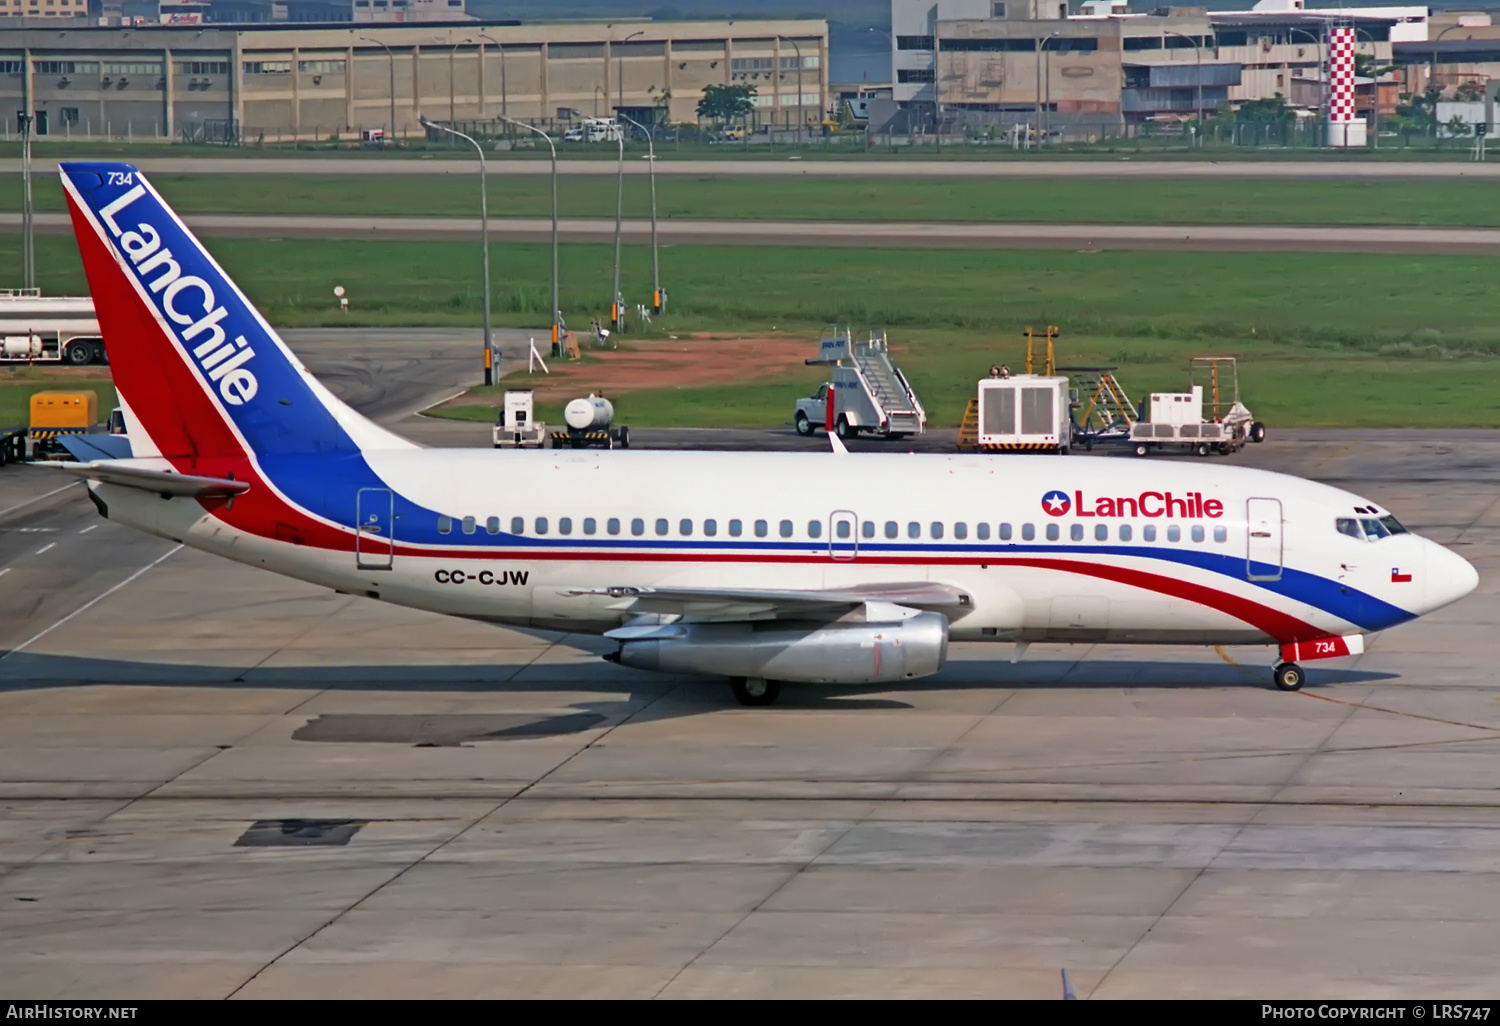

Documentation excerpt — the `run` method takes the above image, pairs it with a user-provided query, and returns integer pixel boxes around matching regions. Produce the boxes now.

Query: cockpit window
[1361,517,1390,541]
[1336,518,1362,540]
[1379,515,1408,536]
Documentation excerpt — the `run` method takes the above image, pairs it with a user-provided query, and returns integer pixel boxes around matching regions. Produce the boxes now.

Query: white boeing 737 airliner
[53,163,1478,705]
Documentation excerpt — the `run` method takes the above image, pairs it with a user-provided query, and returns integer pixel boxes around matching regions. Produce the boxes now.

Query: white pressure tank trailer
[555,393,630,449]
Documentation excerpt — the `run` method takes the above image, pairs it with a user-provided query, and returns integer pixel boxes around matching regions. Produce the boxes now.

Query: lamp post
[620,112,662,315]
[610,121,625,331]
[779,35,805,145]
[359,35,397,145]
[1163,29,1203,147]
[500,115,560,351]
[19,110,33,290]
[1352,25,1383,149]
[1035,30,1061,147]
[477,32,507,123]
[593,85,604,118]
[421,118,492,386]
[1432,23,1466,102]
[617,28,645,116]
[1287,25,1325,147]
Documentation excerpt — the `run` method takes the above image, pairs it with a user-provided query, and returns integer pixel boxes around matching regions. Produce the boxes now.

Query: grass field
[8,172,1500,227]
[8,234,1500,428]
[0,368,116,430]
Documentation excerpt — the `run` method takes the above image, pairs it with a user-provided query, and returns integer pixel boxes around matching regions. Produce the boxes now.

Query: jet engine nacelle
[614,612,949,684]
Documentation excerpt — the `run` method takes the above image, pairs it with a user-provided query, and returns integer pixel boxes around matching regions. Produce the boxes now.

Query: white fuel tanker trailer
[0,293,106,366]
[553,394,630,449]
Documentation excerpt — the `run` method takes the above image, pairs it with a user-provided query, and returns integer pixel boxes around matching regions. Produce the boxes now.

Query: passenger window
[836,520,851,539]
[954,522,967,540]
[559,517,573,536]
[907,522,920,539]
[1046,523,1060,541]
[977,523,990,540]
[655,518,669,536]
[1070,523,1083,542]
[1213,525,1227,543]
[462,516,476,535]
[999,523,1012,541]
[862,520,875,539]
[931,522,944,540]
[583,518,596,535]
[885,521,898,539]
[1120,524,1133,542]
[1143,524,1156,542]
[1021,523,1035,541]
[779,520,793,538]
[1095,524,1108,542]
[486,516,500,535]
[535,517,549,535]
[1191,525,1204,543]
[808,520,822,539]
[755,519,768,538]
[511,516,525,535]
[631,518,645,536]
[729,519,743,537]
[607,517,621,536]
[1336,518,1362,540]
[438,516,452,534]
[704,519,718,537]
[1167,525,1181,543]
[679,519,693,536]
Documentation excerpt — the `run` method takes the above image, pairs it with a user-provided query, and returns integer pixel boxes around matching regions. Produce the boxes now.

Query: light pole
[1163,29,1203,147]
[617,29,645,117]
[421,118,492,386]
[500,115,561,351]
[1035,30,1061,147]
[1353,25,1384,149]
[779,35,805,145]
[359,35,397,145]
[477,32,507,124]
[1287,25,1325,147]
[620,112,662,315]
[593,85,604,118]
[610,121,625,331]
[1432,23,1466,102]
[19,110,33,290]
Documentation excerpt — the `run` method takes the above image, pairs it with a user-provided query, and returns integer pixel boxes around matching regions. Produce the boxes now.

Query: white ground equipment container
[975,375,1072,454]
[0,292,105,365]
[1128,357,1266,457]
[552,393,630,449]
[794,326,926,440]
[492,390,550,449]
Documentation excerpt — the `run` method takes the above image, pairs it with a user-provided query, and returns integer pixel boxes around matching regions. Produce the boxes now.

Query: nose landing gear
[1273,662,1305,692]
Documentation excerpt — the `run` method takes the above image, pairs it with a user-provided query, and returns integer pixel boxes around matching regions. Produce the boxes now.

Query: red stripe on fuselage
[65,185,358,553]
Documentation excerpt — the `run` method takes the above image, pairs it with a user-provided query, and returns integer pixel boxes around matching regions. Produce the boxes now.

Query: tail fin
[59,162,411,464]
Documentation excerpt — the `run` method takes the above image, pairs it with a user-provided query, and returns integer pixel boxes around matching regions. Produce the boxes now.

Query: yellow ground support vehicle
[29,390,99,458]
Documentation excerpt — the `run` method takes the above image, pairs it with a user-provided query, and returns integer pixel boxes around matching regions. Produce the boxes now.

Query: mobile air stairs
[795,326,927,439]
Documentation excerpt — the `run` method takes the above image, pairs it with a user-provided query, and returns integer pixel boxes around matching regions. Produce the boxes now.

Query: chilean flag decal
[1391,568,1413,583]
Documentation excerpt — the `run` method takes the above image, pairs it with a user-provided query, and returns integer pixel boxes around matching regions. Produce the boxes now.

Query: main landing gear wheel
[794,412,814,436]
[729,677,781,707]
[1273,662,1305,692]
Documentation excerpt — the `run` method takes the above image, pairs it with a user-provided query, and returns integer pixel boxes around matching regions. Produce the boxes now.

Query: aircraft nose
[1425,540,1480,612]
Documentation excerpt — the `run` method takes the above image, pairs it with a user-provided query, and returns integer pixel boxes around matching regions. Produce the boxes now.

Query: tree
[1235,95,1295,126]
[696,83,756,124]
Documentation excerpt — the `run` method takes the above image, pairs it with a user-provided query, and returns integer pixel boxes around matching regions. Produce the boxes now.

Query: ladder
[1061,366,1136,434]
[852,333,925,433]
[957,398,980,451]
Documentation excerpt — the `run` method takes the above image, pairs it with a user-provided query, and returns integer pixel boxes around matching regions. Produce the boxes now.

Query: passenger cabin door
[829,510,858,561]
[1246,497,1283,582]
[356,487,395,571]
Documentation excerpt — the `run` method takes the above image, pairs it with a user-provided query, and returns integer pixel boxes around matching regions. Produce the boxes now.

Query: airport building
[0,16,828,139]
[888,0,1406,131]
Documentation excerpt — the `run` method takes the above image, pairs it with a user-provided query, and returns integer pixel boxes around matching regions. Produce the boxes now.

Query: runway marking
[0,544,182,663]
[79,524,97,534]
[34,543,55,555]
[0,568,8,578]
[0,482,77,521]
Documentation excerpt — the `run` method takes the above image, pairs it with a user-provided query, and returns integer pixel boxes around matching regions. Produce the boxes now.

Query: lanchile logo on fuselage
[1042,489,1225,519]
[94,177,259,407]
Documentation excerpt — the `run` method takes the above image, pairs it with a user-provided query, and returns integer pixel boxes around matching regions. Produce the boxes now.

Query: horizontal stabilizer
[55,460,250,498]
[56,433,133,462]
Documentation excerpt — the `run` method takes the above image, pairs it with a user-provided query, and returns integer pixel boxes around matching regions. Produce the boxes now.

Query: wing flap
[55,460,250,498]
[571,582,970,621]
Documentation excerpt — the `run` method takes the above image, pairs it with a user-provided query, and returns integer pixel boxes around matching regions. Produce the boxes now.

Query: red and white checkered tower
[1326,25,1367,147]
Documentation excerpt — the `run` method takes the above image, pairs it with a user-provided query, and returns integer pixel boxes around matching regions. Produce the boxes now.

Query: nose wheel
[1273,662,1305,692]
[729,677,781,707]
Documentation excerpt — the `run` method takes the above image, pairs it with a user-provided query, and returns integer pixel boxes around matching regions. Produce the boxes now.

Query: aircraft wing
[573,581,971,625]
[54,460,250,499]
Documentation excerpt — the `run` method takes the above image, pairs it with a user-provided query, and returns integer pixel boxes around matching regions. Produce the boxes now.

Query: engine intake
[613,612,948,684]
